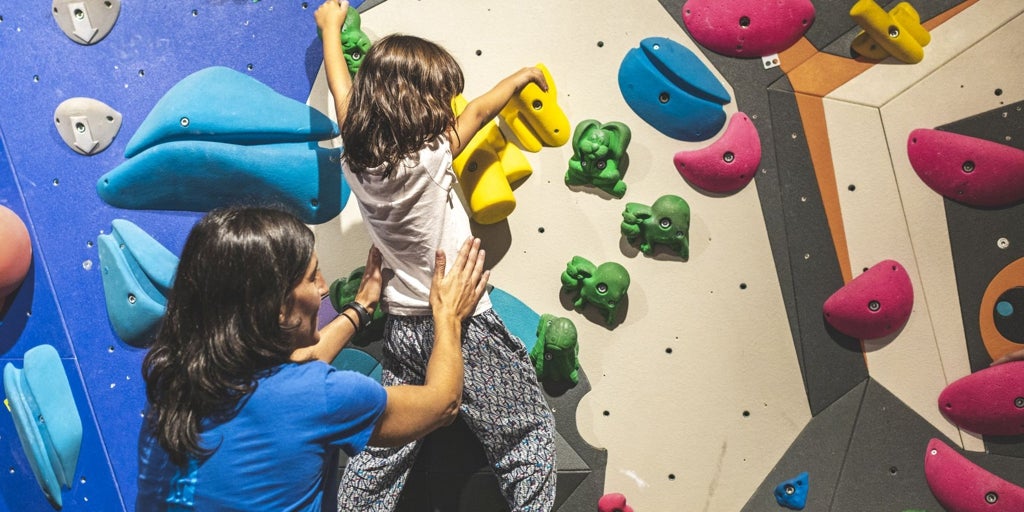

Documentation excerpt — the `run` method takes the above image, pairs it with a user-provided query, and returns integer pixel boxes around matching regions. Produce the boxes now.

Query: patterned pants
[338,309,556,511]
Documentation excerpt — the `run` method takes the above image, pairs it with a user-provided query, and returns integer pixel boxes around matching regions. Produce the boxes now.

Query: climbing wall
[1,0,1023,511]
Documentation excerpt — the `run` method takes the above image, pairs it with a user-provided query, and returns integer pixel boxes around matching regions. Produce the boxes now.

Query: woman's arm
[448,67,548,157]
[291,246,382,363]
[315,0,353,126]
[368,237,489,446]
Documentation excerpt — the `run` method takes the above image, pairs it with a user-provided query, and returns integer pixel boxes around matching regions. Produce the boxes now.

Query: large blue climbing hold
[97,219,178,347]
[774,471,809,510]
[97,140,346,224]
[3,344,83,509]
[124,66,338,157]
[618,37,731,142]
[102,66,349,224]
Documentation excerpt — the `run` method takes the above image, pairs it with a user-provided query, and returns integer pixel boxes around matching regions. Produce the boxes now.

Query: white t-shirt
[342,137,492,316]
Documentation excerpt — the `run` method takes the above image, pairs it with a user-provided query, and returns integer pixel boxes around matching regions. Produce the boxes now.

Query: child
[315,1,556,510]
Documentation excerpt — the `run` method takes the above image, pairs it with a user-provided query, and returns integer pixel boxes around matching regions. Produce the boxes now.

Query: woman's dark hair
[142,206,315,465]
[342,34,465,174]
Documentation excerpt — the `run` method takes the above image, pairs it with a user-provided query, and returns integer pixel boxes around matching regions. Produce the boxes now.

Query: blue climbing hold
[97,219,177,346]
[774,471,809,510]
[98,140,347,225]
[3,344,83,509]
[123,66,337,157]
[331,348,383,383]
[618,37,731,142]
[100,67,349,224]
[488,286,541,352]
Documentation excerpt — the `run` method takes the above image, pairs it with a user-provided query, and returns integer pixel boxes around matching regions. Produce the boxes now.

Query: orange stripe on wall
[776,0,981,287]
[792,92,853,283]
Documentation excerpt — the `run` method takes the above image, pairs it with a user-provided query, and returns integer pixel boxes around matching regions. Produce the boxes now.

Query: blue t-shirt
[137,362,387,511]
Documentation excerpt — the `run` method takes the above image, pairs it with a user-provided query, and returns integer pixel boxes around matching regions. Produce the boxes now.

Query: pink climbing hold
[681,0,815,58]
[0,205,32,302]
[925,438,1024,511]
[598,493,633,512]
[673,112,761,194]
[823,259,913,340]
[938,361,1024,437]
[907,128,1024,208]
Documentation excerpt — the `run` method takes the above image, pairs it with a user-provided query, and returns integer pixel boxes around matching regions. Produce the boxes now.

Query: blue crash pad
[618,36,731,142]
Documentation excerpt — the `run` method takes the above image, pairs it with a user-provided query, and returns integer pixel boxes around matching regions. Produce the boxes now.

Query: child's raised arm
[315,0,353,126]
[449,67,548,157]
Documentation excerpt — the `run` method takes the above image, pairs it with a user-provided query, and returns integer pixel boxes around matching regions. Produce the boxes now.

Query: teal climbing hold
[331,348,383,383]
[488,286,541,352]
[97,219,177,346]
[3,344,83,509]
[98,140,346,225]
[123,66,337,158]
[618,37,731,142]
[100,67,348,224]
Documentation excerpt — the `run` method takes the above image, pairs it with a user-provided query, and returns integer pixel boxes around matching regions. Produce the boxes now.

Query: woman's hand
[430,237,489,322]
[353,246,382,315]
[314,0,349,33]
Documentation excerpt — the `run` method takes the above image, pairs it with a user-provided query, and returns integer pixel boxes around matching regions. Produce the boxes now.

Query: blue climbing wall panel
[0,2,325,509]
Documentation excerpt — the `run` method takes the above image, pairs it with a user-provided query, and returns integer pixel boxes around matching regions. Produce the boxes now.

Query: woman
[136,206,488,511]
